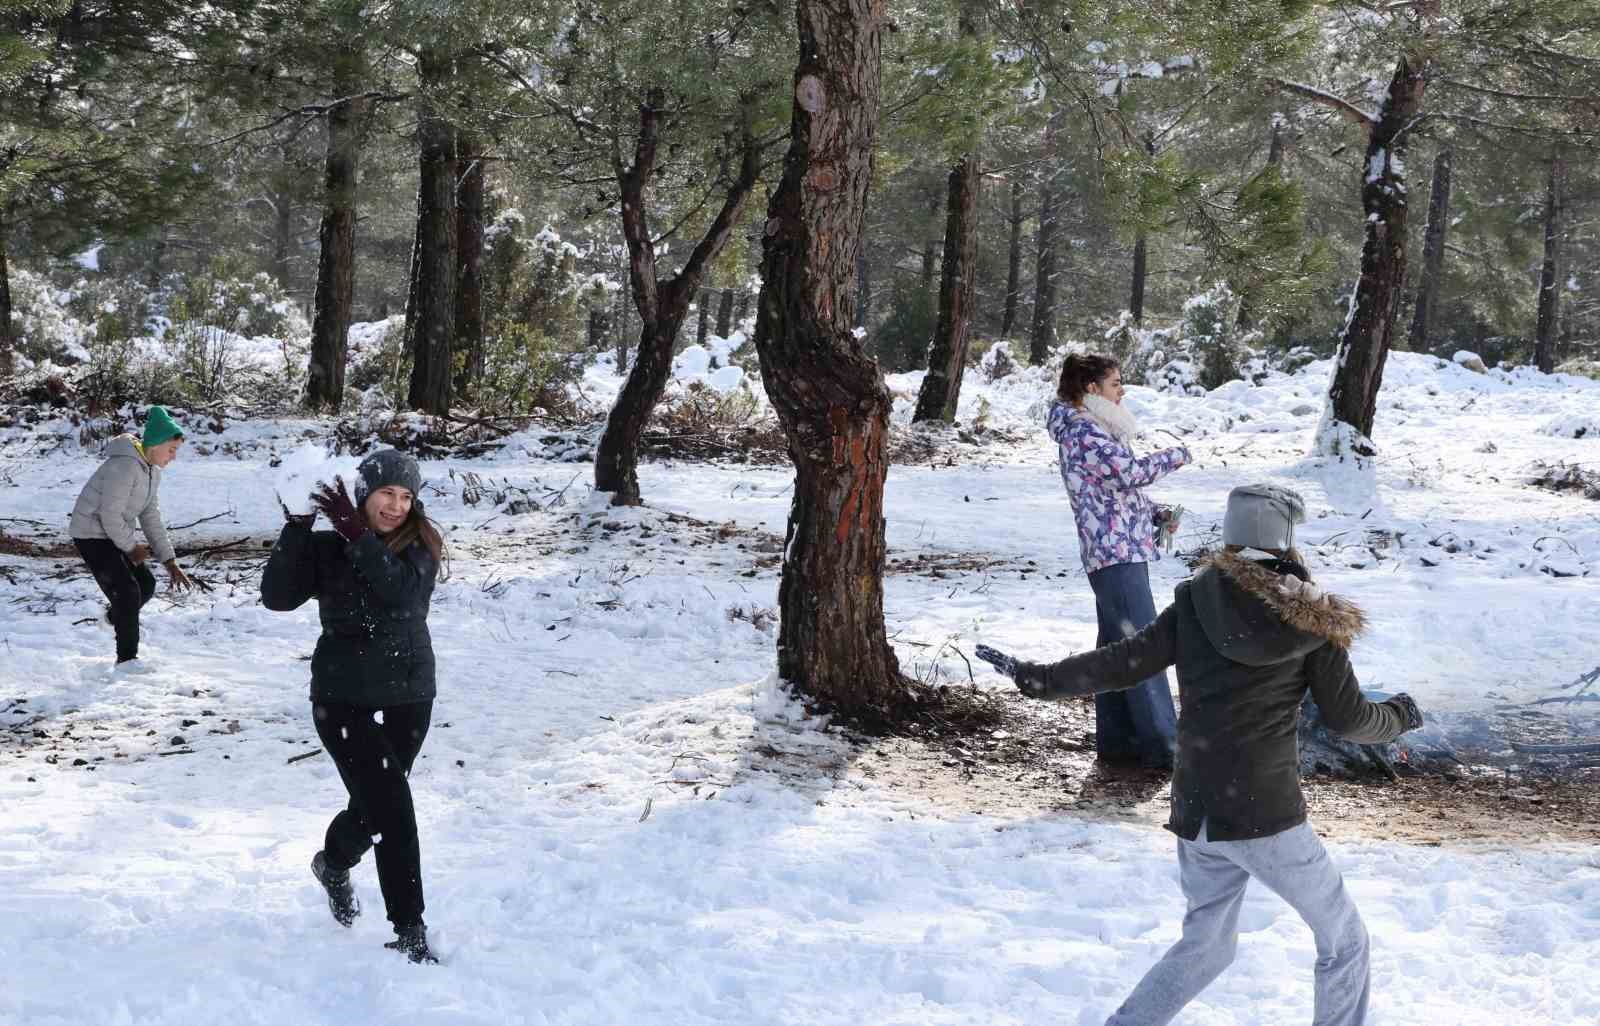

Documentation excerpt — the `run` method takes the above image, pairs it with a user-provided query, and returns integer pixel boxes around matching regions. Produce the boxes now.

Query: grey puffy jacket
[68,435,176,562]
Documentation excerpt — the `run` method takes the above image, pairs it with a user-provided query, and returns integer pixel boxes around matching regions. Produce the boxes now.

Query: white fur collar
[1080,394,1140,445]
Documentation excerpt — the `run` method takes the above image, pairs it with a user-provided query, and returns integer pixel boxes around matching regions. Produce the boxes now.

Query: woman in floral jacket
[1048,353,1191,768]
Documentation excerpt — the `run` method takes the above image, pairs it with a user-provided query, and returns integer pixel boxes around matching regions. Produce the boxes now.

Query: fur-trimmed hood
[1188,550,1366,665]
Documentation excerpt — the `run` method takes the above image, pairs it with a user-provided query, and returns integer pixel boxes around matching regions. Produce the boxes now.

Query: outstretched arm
[978,607,1179,700]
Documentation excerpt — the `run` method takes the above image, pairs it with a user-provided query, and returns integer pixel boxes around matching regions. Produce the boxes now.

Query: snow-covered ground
[3,352,1600,1024]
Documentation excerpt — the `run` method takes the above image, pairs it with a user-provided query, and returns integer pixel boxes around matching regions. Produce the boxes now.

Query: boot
[384,922,439,965]
[311,851,359,927]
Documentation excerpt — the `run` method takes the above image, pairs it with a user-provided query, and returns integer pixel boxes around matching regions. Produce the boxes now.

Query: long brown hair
[1057,353,1119,404]
[381,501,450,580]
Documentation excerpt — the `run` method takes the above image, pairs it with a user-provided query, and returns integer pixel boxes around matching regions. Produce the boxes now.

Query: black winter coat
[260,523,438,708]
[1022,551,1408,842]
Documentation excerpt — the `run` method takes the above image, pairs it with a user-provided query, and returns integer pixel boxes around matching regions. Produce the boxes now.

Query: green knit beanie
[141,405,184,449]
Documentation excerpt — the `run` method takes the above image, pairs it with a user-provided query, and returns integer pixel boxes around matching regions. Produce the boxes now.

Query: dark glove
[277,492,317,529]
[975,644,1046,698]
[1387,692,1424,731]
[311,476,368,543]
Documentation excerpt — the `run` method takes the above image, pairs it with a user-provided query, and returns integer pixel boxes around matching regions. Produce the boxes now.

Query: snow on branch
[1268,79,1377,127]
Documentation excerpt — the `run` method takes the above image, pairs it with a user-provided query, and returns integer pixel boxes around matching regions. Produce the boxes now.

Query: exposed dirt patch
[849,690,1600,848]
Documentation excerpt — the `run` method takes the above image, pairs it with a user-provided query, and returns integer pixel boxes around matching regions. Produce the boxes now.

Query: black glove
[311,476,369,543]
[975,644,1046,697]
[277,492,317,529]
[1388,692,1424,731]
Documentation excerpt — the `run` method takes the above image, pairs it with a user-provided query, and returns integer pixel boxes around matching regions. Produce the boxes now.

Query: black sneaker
[311,851,359,927]
[384,922,439,964]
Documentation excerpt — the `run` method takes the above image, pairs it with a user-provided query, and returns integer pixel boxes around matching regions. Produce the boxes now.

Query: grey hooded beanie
[1222,483,1306,552]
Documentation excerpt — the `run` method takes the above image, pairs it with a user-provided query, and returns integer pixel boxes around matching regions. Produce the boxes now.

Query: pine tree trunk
[716,287,735,337]
[1001,176,1023,338]
[696,289,712,345]
[306,58,366,411]
[1405,148,1451,354]
[751,0,907,718]
[1319,54,1429,456]
[914,152,980,423]
[271,188,294,290]
[594,93,762,506]
[737,290,751,326]
[1029,112,1064,365]
[616,266,631,373]
[1535,150,1564,374]
[1129,232,1148,324]
[0,213,13,380]
[405,49,458,415]
[454,134,486,398]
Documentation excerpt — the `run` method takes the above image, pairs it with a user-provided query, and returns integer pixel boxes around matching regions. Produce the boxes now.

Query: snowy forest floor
[5,351,1600,1024]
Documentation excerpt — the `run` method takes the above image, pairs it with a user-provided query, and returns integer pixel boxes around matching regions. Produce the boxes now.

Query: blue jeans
[1087,561,1178,766]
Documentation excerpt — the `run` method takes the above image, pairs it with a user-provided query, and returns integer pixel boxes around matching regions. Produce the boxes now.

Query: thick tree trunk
[454,134,486,397]
[1405,148,1452,354]
[405,49,458,415]
[716,286,735,337]
[751,0,907,717]
[914,152,980,422]
[305,59,366,411]
[696,289,712,345]
[1001,176,1023,338]
[594,93,762,506]
[1318,54,1429,456]
[0,215,13,379]
[1535,150,1564,374]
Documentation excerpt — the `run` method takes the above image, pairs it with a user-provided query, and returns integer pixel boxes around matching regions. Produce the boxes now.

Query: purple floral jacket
[1048,400,1191,573]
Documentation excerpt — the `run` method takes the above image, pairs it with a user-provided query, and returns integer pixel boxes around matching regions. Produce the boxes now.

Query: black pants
[75,537,157,663]
[313,699,433,929]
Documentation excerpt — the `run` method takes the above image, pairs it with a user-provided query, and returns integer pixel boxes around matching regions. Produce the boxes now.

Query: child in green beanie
[69,405,195,671]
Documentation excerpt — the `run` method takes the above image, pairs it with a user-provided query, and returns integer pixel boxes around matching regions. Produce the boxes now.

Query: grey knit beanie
[1222,483,1306,552]
[353,449,422,505]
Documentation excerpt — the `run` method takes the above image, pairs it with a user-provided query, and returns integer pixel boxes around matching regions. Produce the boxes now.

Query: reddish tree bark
[751,0,908,717]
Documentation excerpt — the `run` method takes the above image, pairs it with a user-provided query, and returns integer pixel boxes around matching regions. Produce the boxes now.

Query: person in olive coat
[261,449,447,964]
[977,484,1424,1026]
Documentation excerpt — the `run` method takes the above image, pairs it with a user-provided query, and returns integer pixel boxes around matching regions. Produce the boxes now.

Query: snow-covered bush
[1104,284,1261,395]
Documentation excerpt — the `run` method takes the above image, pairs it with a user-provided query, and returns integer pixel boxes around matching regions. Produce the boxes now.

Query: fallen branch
[168,509,235,531]
[286,747,324,765]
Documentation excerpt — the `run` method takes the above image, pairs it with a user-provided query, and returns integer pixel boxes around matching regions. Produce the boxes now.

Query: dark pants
[75,537,157,663]
[1088,561,1178,767]
[313,700,433,929]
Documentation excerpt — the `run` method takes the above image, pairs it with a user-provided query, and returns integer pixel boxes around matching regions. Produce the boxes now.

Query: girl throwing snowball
[261,449,447,964]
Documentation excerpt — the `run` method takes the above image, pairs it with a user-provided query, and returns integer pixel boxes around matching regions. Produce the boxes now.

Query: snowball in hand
[274,443,360,515]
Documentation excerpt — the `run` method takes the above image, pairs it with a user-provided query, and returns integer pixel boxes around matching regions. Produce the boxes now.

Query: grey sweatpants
[1105,821,1371,1026]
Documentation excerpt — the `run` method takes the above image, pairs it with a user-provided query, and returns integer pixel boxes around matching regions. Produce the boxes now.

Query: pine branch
[1267,79,1378,128]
